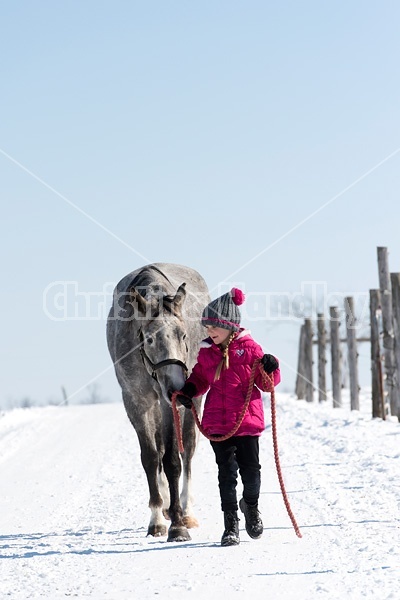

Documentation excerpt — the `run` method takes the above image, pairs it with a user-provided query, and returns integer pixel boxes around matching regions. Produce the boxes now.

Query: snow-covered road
[0,393,399,599]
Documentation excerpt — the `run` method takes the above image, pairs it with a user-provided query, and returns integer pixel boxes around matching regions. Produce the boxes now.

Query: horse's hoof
[147,523,167,537]
[183,515,199,529]
[167,526,191,542]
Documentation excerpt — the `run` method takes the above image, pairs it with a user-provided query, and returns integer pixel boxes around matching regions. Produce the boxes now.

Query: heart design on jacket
[236,349,244,356]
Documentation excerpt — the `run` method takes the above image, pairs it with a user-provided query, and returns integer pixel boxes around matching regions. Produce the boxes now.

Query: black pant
[210,436,261,512]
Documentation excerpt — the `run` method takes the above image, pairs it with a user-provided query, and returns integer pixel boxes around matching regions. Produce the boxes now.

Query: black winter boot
[221,510,240,546]
[239,498,263,539]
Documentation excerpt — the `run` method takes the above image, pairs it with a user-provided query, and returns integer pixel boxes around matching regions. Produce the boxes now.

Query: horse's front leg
[162,421,191,542]
[134,426,168,537]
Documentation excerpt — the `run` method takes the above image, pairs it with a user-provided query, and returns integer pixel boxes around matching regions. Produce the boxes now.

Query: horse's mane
[128,266,181,318]
[129,268,162,294]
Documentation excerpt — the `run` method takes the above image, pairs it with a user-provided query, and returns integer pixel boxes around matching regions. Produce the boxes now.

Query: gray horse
[107,263,210,542]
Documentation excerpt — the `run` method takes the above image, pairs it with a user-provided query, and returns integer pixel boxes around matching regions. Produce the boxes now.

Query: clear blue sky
[1,1,400,407]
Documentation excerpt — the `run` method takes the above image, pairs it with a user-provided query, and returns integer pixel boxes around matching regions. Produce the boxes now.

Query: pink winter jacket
[186,329,281,437]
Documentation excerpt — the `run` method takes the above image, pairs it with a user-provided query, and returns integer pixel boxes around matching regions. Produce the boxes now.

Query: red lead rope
[171,359,302,538]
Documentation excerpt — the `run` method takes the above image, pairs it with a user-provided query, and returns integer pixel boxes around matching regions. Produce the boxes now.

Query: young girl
[175,287,281,546]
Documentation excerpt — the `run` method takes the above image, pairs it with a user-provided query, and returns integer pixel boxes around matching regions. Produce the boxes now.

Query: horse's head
[129,282,189,402]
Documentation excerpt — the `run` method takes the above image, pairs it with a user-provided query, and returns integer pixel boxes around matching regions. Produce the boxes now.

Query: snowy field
[0,390,399,600]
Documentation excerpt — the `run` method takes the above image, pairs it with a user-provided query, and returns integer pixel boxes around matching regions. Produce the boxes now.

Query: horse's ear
[128,287,149,316]
[173,283,187,312]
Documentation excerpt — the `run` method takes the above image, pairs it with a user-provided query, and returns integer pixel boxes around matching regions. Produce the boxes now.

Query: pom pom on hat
[231,287,245,306]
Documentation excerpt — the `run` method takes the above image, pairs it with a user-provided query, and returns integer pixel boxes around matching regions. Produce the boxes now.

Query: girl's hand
[261,354,279,374]
[175,394,193,409]
[172,381,197,409]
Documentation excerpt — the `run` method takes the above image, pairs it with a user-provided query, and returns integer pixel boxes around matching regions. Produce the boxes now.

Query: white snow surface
[0,391,399,600]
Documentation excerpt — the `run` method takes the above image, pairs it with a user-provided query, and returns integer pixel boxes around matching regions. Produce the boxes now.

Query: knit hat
[201,288,245,332]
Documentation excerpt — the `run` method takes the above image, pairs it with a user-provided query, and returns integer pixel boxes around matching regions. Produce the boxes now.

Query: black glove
[175,381,197,409]
[261,354,279,374]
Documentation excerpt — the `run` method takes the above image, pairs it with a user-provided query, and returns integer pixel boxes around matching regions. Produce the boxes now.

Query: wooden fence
[295,246,400,421]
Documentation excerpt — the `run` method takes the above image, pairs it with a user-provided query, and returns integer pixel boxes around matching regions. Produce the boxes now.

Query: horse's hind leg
[180,407,199,529]
[158,465,170,520]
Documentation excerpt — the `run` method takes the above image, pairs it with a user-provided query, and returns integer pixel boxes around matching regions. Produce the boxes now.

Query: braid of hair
[214,331,237,381]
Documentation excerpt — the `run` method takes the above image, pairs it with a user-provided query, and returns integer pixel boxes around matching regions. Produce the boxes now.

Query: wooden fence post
[317,313,327,402]
[295,324,306,400]
[390,272,400,420]
[304,318,314,402]
[344,296,359,411]
[61,385,68,406]
[377,247,399,417]
[369,289,385,419]
[330,306,342,408]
